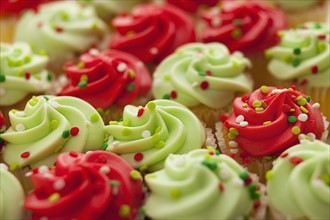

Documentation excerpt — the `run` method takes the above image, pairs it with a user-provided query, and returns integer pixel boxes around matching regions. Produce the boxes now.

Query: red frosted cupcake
[200,1,287,88]
[57,48,152,123]
[109,3,196,69]
[24,150,145,220]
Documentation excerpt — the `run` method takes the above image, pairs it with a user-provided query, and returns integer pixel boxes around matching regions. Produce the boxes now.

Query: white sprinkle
[232,178,243,186]
[112,141,119,147]
[211,17,221,27]
[136,61,144,69]
[298,113,308,122]
[117,62,127,72]
[99,166,110,174]
[312,102,320,109]
[239,121,249,127]
[211,7,220,15]
[86,151,92,155]
[0,87,5,96]
[192,81,199,87]
[219,169,229,180]
[175,157,186,168]
[150,47,158,55]
[0,163,8,171]
[235,115,244,123]
[38,165,49,174]
[153,79,162,87]
[39,216,49,220]
[15,111,25,117]
[16,124,25,131]
[229,141,238,148]
[25,171,33,177]
[230,149,239,154]
[53,179,65,190]
[43,173,53,179]
[49,101,60,108]
[86,121,92,127]
[89,48,100,56]
[232,51,244,58]
[142,130,151,138]
[307,133,316,141]
[298,134,306,141]
[271,88,288,94]
[58,75,68,87]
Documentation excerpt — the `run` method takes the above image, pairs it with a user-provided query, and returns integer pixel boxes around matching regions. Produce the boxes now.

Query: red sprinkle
[200,81,209,90]
[134,152,144,161]
[318,34,326,40]
[290,156,304,165]
[311,65,318,74]
[244,176,253,186]
[170,90,177,99]
[70,127,79,136]
[254,200,261,209]
[209,151,214,155]
[290,85,296,90]
[206,70,212,76]
[137,108,144,117]
[69,151,78,158]
[55,26,63,33]
[21,151,30,158]
[280,152,289,158]
[218,182,224,191]
[300,79,308,86]
[25,72,31,80]
[239,152,249,159]
[220,114,228,123]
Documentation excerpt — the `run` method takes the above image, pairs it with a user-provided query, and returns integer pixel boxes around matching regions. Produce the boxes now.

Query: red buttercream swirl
[24,151,144,220]
[58,49,151,109]
[224,87,325,157]
[201,1,287,54]
[166,0,219,13]
[109,3,196,63]
[0,0,50,15]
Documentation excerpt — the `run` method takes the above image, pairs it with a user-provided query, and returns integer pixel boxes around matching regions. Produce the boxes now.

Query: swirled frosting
[267,140,330,219]
[109,3,196,63]
[15,1,107,67]
[103,99,206,172]
[0,42,52,106]
[58,49,151,109]
[224,86,326,157]
[0,163,25,219]
[1,95,105,169]
[166,0,219,13]
[144,149,263,219]
[152,43,253,109]
[266,23,330,87]
[0,0,49,15]
[24,151,144,220]
[200,1,287,54]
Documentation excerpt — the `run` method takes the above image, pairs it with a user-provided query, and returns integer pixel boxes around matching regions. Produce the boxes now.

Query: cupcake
[152,42,253,129]
[0,163,25,219]
[109,3,196,69]
[24,150,145,220]
[266,22,330,126]
[14,1,108,75]
[199,0,287,88]
[215,86,328,183]
[266,140,330,220]
[57,48,152,123]
[0,42,53,125]
[0,95,105,192]
[103,99,216,173]
[143,148,267,219]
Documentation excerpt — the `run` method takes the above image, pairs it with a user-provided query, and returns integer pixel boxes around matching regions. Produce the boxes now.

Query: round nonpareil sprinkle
[291,126,301,135]
[16,124,25,132]
[134,153,144,161]
[298,113,308,122]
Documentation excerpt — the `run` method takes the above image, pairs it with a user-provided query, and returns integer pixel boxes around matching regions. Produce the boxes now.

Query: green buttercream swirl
[144,149,260,219]
[104,99,205,172]
[0,42,52,106]
[152,43,253,109]
[1,96,105,169]
[267,140,330,220]
[266,24,330,87]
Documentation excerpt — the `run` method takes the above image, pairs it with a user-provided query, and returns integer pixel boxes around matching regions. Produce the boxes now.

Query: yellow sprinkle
[264,50,272,59]
[229,128,239,136]
[289,108,295,112]
[292,126,301,135]
[147,101,156,111]
[109,121,119,125]
[232,61,239,69]
[295,95,303,101]
[119,205,131,217]
[204,154,212,160]
[266,171,273,181]
[130,170,141,180]
[170,188,181,199]
[263,121,272,125]
[90,113,99,123]
[139,164,148,172]
[228,132,237,140]
[284,55,292,63]
[16,70,24,77]
[151,133,161,142]
[50,120,58,130]
[252,100,262,107]
[10,109,18,114]
[154,126,162,133]
[9,163,18,171]
[146,174,157,179]
[155,140,165,149]
[207,146,215,153]
[297,98,307,106]
[96,108,104,115]
[77,62,85,69]
[126,31,135,36]
[48,193,60,203]
[80,75,88,81]
[300,106,309,114]
[164,74,171,81]
[255,107,264,112]
[260,85,269,94]
[122,119,130,126]
[128,69,135,78]
[121,128,131,136]
[242,103,248,108]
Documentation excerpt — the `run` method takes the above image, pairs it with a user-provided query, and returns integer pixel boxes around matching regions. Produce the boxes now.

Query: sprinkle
[70,127,79,136]
[312,103,320,109]
[49,101,59,108]
[298,113,308,122]
[293,48,301,55]
[149,47,158,55]
[99,166,110,174]
[141,130,151,138]
[9,163,18,171]
[229,127,239,136]
[229,141,238,148]
[200,81,209,90]
[16,124,25,131]
[218,182,225,191]
[89,48,100,56]
[291,126,301,135]
[139,164,148,172]
[198,71,206,76]
[260,85,269,94]
[121,128,131,136]
[162,94,170,99]
[69,152,78,158]
[252,100,262,107]
[90,113,99,122]
[48,193,60,202]
[231,28,242,39]
[290,156,303,165]
[292,58,301,67]
[287,116,297,123]
[130,170,141,180]
[239,121,248,127]
[318,34,326,40]
[192,81,199,87]
[101,143,108,150]
[170,188,181,199]
[62,130,70,138]
[307,133,316,141]
[117,63,127,72]
[77,62,85,69]
[233,18,242,26]
[299,106,309,114]
[297,98,307,106]
[25,72,31,80]
[263,121,271,125]
[55,26,63,33]
[128,69,135,78]
[211,17,221,27]
[126,83,135,91]
[239,170,249,180]
[242,103,248,108]
[78,81,87,88]
[265,171,273,181]
[134,153,143,161]
[311,65,318,74]
[170,90,177,99]
[147,101,156,110]
[232,178,243,186]
[137,108,144,117]
[15,111,25,117]
[235,115,244,123]
[206,70,212,76]
[280,152,289,158]
[155,140,165,149]
[21,152,30,158]
[119,205,131,217]
[53,179,65,190]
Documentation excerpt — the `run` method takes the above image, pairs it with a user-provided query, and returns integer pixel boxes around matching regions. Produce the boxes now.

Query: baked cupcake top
[109,3,196,63]
[266,22,329,87]
[223,86,327,157]
[103,99,206,172]
[144,148,264,219]
[0,42,52,106]
[0,0,49,15]
[24,150,144,220]
[14,1,107,66]
[152,42,253,109]
[1,95,105,170]
[0,163,25,219]
[166,0,219,13]
[200,1,287,55]
[266,140,330,220]
[58,49,151,109]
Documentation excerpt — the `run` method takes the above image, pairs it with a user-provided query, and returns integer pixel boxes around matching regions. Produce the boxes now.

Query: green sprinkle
[101,143,108,150]
[263,156,273,160]
[201,159,218,171]
[47,72,52,81]
[48,193,60,203]
[162,94,170,99]
[287,116,297,123]
[293,48,301,55]
[154,126,161,133]
[130,170,141,180]
[292,126,301,135]
[318,42,326,52]
[121,128,131,136]
[38,50,47,56]
[306,96,311,102]
[50,120,58,129]
[215,150,220,155]
[155,140,165,149]
[198,71,206,76]
[139,208,145,216]
[250,191,260,200]
[170,188,181,199]
[119,205,131,217]
[266,171,273,180]
[314,23,322,29]
[147,101,156,110]
[248,183,257,192]
[78,81,87,88]
[0,74,5,82]
[109,121,119,125]
[228,132,237,140]
[111,180,120,186]
[9,163,19,171]
[0,129,5,134]
[62,129,70,138]
[126,83,135,91]
[90,113,99,123]
[233,18,242,26]
[292,58,301,67]
[231,28,242,39]
[239,171,249,180]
